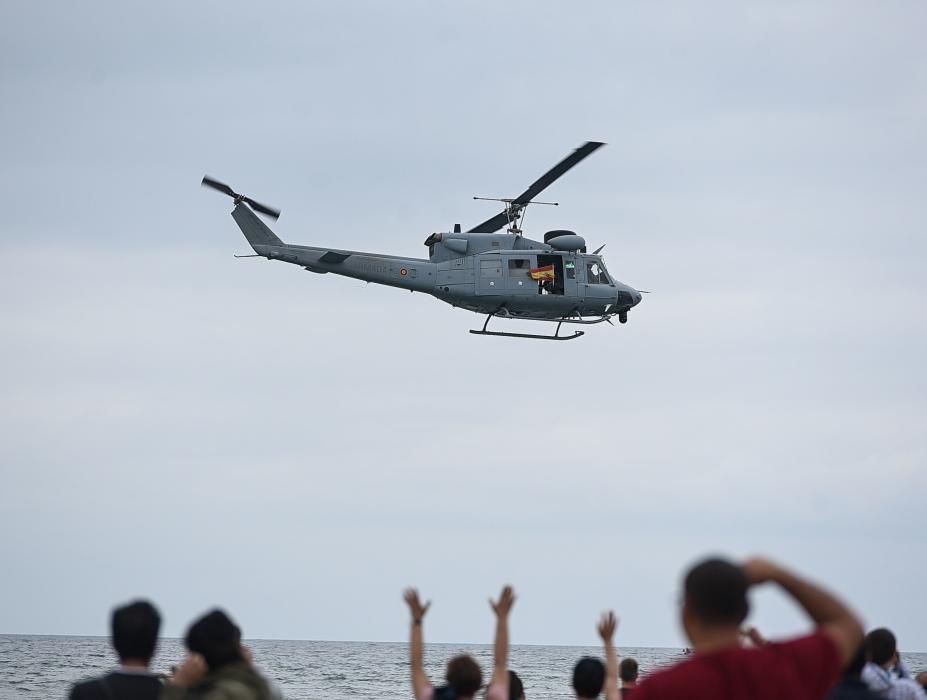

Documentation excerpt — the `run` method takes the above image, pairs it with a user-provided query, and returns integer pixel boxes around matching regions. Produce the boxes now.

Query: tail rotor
[201,176,281,221]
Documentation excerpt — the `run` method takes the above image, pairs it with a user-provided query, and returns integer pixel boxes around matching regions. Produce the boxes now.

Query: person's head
[572,657,605,699]
[445,654,482,699]
[864,628,897,668]
[509,671,525,700]
[185,609,244,670]
[681,558,749,644]
[508,670,525,700]
[111,600,160,664]
[619,657,639,685]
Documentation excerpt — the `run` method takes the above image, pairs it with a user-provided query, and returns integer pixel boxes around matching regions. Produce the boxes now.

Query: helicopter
[202,141,643,340]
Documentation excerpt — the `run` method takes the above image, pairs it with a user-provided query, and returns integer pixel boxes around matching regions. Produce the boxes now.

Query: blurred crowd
[68,556,926,700]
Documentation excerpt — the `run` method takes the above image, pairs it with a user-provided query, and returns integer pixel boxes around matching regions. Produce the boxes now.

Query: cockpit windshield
[586,260,611,284]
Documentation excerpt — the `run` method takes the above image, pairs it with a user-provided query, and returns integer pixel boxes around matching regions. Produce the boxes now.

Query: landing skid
[469,314,584,341]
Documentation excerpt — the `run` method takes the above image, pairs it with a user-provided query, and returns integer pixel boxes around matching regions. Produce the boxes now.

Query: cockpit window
[586,261,610,284]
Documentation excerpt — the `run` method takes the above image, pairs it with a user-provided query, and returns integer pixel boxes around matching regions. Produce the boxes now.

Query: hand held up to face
[171,653,207,688]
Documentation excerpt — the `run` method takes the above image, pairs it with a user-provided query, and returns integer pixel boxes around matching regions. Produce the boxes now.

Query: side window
[586,261,609,284]
[480,259,502,277]
[507,258,531,278]
[565,260,576,279]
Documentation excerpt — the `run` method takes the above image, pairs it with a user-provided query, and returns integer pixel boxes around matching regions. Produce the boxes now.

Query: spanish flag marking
[529,264,555,281]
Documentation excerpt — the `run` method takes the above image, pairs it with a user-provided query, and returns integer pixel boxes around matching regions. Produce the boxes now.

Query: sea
[1,636,925,700]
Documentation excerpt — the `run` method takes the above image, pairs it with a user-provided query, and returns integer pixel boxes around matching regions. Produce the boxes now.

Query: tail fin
[231,203,283,250]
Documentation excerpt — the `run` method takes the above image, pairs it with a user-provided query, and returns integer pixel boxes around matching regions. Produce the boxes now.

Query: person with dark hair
[162,609,275,699]
[628,556,863,700]
[861,628,926,700]
[404,585,515,700]
[508,670,525,700]
[619,658,638,698]
[69,600,162,700]
[572,611,619,700]
[828,646,884,699]
[573,658,606,700]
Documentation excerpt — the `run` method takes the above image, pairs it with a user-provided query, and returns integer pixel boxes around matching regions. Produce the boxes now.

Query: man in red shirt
[631,557,863,700]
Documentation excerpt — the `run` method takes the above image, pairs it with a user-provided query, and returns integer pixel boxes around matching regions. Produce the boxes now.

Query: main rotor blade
[468,141,605,233]
[243,196,281,221]
[515,141,605,205]
[201,176,238,198]
[467,210,512,235]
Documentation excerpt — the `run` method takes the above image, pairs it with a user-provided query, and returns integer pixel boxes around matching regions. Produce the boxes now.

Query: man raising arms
[570,611,619,700]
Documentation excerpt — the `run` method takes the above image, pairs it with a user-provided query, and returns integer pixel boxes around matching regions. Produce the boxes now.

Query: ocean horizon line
[0,632,685,649]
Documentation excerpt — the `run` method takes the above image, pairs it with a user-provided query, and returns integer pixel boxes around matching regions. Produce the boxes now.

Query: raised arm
[598,611,620,700]
[742,558,863,665]
[489,585,516,696]
[404,588,432,700]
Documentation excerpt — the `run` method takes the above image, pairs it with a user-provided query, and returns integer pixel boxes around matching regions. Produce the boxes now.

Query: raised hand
[404,588,431,621]
[490,585,516,618]
[740,626,767,646]
[171,653,207,688]
[598,610,618,643]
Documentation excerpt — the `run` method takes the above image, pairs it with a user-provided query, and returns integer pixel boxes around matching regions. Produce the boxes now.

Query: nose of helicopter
[613,286,642,309]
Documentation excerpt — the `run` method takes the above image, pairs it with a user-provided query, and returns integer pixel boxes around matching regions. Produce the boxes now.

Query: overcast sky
[1,1,925,653]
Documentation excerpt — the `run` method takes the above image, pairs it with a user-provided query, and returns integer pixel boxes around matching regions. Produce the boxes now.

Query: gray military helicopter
[203,141,643,340]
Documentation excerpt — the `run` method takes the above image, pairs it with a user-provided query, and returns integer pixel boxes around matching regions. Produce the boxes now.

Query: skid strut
[469,314,584,341]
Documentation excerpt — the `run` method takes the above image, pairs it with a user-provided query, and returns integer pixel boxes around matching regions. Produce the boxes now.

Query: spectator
[509,670,525,700]
[162,609,274,699]
[404,585,515,700]
[572,612,620,700]
[629,556,863,700]
[828,646,884,699]
[619,658,639,698]
[572,657,606,700]
[69,600,162,700]
[861,628,927,700]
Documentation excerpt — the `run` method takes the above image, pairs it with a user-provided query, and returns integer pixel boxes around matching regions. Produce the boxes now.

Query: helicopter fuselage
[231,203,641,322]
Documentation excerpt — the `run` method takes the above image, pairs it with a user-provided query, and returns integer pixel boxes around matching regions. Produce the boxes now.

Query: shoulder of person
[632,654,702,692]
[69,673,116,700]
[767,630,841,662]
[68,677,96,700]
[485,681,507,700]
[895,678,927,700]
[210,674,273,700]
